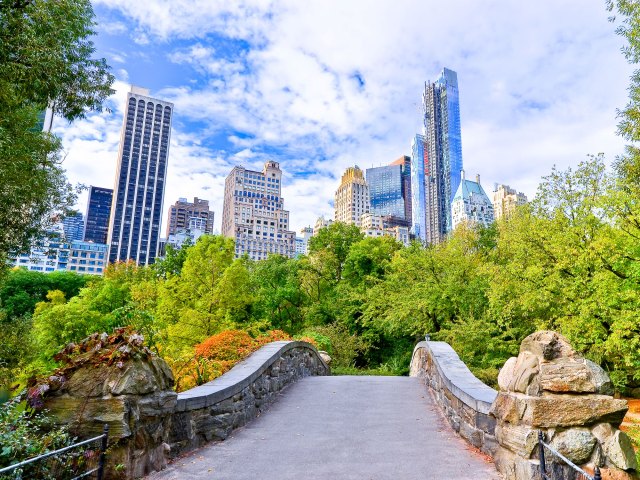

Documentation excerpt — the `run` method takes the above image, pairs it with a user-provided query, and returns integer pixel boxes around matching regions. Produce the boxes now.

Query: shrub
[0,398,73,469]
[296,330,330,351]
[310,323,370,368]
[194,330,254,362]
[173,329,298,393]
[254,329,291,347]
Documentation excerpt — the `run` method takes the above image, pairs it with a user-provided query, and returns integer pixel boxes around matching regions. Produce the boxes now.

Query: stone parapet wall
[168,341,329,455]
[410,340,498,456]
[42,339,329,479]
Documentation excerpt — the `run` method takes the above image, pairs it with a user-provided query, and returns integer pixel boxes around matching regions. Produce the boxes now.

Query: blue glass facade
[84,186,113,244]
[435,68,463,206]
[108,88,173,266]
[366,164,404,219]
[411,134,428,241]
[419,67,464,243]
[62,212,85,241]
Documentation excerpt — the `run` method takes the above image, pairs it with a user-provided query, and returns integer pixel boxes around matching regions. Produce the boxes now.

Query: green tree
[307,222,364,282]
[489,157,640,388]
[154,239,193,278]
[32,290,113,359]
[251,255,306,333]
[0,269,88,322]
[0,0,114,261]
[159,236,252,354]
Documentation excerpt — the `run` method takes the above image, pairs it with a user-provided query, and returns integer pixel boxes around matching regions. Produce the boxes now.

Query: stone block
[460,403,476,426]
[476,412,496,435]
[539,359,613,395]
[108,359,168,395]
[494,446,517,479]
[459,422,483,448]
[592,422,616,444]
[490,392,628,428]
[482,433,499,456]
[138,391,178,417]
[604,431,638,471]
[497,357,517,391]
[549,428,596,465]
[519,331,575,360]
[64,365,111,397]
[508,352,540,394]
[44,395,131,438]
[495,423,538,458]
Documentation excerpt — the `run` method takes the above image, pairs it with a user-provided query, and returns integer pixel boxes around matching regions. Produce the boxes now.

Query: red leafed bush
[194,330,254,361]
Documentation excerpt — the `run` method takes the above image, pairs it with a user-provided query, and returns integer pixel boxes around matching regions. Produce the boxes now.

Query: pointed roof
[452,178,489,203]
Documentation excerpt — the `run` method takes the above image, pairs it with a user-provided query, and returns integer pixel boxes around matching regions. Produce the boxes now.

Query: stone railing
[43,340,329,479]
[168,340,329,455]
[411,333,639,480]
[410,340,498,456]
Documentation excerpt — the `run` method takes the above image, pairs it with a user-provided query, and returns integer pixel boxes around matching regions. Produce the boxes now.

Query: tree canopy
[0,0,114,263]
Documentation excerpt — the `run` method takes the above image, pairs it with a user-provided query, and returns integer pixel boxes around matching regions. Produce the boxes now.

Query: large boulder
[605,431,638,471]
[491,331,637,480]
[31,328,178,479]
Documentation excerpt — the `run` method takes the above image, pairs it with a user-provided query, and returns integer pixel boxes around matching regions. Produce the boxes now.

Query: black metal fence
[538,431,601,480]
[0,424,109,480]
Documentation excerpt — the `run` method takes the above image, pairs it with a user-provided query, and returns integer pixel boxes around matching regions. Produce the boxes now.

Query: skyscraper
[412,67,464,244]
[107,86,173,265]
[62,212,85,241]
[84,186,113,244]
[335,166,370,226]
[166,197,214,237]
[221,161,295,260]
[411,134,431,242]
[389,155,412,223]
[367,162,406,222]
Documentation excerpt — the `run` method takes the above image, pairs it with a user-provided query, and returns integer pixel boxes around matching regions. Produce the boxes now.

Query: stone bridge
[43,333,638,479]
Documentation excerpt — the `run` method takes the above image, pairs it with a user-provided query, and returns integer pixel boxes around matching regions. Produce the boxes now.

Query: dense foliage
[4,156,640,393]
[0,398,73,470]
[0,0,114,265]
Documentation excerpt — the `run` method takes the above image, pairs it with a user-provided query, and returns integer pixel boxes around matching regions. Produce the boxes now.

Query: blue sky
[55,1,633,234]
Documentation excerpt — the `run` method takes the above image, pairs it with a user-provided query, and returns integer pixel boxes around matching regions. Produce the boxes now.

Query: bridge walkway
[148,376,499,480]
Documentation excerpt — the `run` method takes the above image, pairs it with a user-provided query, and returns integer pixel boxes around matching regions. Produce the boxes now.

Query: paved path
[149,376,499,480]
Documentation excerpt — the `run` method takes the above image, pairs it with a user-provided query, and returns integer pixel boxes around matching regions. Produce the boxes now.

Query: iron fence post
[538,430,546,479]
[97,424,109,480]
[594,466,601,480]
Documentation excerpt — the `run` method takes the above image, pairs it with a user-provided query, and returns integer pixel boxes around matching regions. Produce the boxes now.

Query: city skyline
[52,2,631,234]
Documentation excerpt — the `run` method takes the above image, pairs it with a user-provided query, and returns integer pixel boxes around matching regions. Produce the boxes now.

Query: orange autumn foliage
[170,329,317,392]
[194,329,255,361]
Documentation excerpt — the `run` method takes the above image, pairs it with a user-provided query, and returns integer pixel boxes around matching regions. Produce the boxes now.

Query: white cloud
[58,1,633,235]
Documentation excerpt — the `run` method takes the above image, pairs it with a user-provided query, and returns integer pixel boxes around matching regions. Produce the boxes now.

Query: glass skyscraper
[366,164,404,219]
[413,67,464,244]
[62,212,85,242]
[411,134,428,241]
[107,86,173,266]
[434,68,463,205]
[84,186,113,244]
[367,156,412,224]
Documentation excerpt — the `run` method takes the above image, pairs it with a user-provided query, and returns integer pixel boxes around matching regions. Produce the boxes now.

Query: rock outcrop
[491,331,638,480]
[32,329,177,478]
